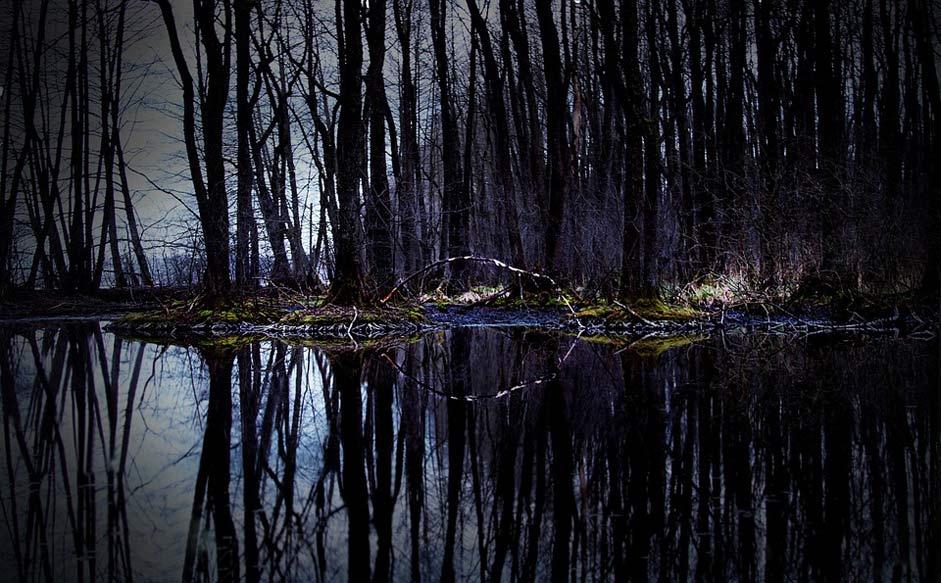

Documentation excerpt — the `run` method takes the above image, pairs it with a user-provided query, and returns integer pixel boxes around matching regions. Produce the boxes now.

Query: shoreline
[1,288,936,345]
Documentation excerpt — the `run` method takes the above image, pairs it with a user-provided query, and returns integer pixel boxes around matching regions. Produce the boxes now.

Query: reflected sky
[0,325,938,582]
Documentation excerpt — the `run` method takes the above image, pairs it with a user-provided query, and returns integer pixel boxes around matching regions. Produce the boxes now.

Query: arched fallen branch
[380,255,558,303]
[380,255,586,328]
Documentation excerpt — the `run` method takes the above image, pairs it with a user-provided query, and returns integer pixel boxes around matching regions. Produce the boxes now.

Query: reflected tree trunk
[370,356,396,583]
[334,350,371,581]
[204,349,240,582]
[547,373,574,583]
[440,330,469,583]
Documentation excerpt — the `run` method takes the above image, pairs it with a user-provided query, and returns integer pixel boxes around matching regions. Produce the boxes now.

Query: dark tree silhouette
[1,0,938,301]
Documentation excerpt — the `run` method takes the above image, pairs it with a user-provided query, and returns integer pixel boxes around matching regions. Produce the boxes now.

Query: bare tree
[153,0,232,299]
[332,0,367,303]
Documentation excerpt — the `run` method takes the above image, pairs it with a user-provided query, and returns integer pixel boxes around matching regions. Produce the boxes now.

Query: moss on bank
[116,297,284,327]
[112,297,427,338]
[278,304,426,327]
[113,292,705,338]
[570,298,703,323]
[107,281,928,346]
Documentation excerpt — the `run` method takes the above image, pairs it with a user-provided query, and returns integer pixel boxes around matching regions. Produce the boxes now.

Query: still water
[0,323,937,582]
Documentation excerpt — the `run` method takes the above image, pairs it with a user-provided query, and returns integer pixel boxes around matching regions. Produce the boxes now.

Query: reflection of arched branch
[379,333,582,402]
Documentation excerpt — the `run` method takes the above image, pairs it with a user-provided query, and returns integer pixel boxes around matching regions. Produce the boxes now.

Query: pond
[0,323,937,582]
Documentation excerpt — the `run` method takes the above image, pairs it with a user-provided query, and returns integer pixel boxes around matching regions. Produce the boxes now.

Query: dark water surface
[0,324,938,582]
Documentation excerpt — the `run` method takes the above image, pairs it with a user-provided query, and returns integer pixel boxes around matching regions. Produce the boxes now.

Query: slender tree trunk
[467,0,526,269]
[67,0,89,292]
[0,0,25,295]
[686,0,713,270]
[196,0,233,298]
[643,0,662,293]
[365,0,394,290]
[879,0,901,214]
[154,0,231,300]
[535,0,569,273]
[500,0,544,250]
[666,0,693,277]
[114,137,152,285]
[92,5,123,290]
[908,0,941,292]
[249,120,294,283]
[235,0,255,290]
[393,0,420,275]
[332,0,366,303]
[815,0,848,284]
[721,0,746,267]
[430,0,469,290]
[754,0,780,282]
[620,0,645,297]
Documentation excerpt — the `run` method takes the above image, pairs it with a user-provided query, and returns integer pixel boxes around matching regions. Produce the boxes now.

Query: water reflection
[0,324,937,582]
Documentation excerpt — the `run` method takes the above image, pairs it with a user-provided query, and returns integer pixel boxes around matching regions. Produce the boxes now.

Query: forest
[1,2,939,581]
[0,0,939,308]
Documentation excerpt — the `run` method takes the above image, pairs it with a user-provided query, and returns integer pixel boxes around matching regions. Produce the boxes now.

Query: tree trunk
[535,0,569,273]
[0,0,24,295]
[235,0,256,290]
[365,0,394,291]
[393,0,420,275]
[67,0,90,292]
[754,0,780,282]
[878,0,901,216]
[643,0,662,293]
[467,0,526,269]
[154,0,231,300]
[815,0,848,283]
[908,0,941,292]
[430,0,469,290]
[332,0,366,303]
[666,0,693,277]
[721,0,746,267]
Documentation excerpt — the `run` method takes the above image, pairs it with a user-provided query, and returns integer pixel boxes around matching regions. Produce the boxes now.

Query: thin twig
[612,300,656,326]
[346,307,359,348]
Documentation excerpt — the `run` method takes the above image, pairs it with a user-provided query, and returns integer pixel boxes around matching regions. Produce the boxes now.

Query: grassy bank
[3,279,934,342]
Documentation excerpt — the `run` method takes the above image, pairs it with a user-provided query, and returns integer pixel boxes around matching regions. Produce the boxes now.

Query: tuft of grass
[631,298,702,320]
[115,297,283,327]
[278,304,426,327]
[571,298,702,323]
[486,291,570,309]
[664,274,756,308]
